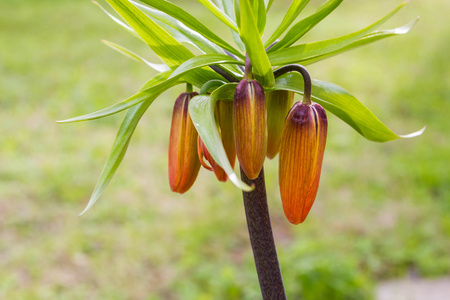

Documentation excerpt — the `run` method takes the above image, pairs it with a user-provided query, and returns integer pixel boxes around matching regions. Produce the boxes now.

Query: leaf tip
[399,125,427,138]
[56,118,72,124]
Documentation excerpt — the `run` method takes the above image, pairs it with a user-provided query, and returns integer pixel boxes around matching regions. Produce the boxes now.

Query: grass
[0,0,449,299]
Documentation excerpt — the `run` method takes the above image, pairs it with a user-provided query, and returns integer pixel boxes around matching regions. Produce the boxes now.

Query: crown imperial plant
[60,0,425,298]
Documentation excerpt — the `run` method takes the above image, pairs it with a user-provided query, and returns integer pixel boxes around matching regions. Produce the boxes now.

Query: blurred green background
[0,0,449,299]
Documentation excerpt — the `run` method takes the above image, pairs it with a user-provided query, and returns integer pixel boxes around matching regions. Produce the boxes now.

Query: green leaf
[78,72,173,215]
[216,0,245,50]
[269,0,343,53]
[136,0,242,58]
[59,55,244,123]
[265,0,310,47]
[298,19,419,66]
[252,0,267,34]
[58,71,181,123]
[268,1,409,66]
[272,73,425,142]
[189,85,253,191]
[79,101,150,215]
[132,1,220,53]
[105,0,221,87]
[239,0,275,88]
[169,54,244,79]
[265,0,274,12]
[92,0,139,38]
[130,2,243,76]
[196,0,239,32]
[101,40,169,72]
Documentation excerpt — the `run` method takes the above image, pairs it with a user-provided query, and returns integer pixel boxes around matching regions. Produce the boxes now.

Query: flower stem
[273,64,312,105]
[186,83,193,93]
[240,167,287,300]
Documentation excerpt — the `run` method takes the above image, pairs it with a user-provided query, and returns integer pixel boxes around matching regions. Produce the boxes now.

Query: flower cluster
[169,65,327,224]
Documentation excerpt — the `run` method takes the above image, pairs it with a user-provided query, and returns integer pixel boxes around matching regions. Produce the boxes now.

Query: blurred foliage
[0,0,449,299]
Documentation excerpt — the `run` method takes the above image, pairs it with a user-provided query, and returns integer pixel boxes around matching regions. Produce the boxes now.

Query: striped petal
[279,102,328,224]
[168,92,201,193]
[198,136,228,182]
[266,90,294,159]
[233,79,267,179]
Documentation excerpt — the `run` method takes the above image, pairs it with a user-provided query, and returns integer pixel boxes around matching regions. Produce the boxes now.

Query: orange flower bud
[233,79,267,180]
[217,100,236,169]
[279,102,327,224]
[197,136,228,182]
[266,90,294,159]
[168,92,201,193]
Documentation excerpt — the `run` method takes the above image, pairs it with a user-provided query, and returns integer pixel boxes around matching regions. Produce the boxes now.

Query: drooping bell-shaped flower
[217,100,236,170]
[168,92,201,193]
[233,79,267,180]
[266,90,294,159]
[197,136,228,182]
[279,102,328,224]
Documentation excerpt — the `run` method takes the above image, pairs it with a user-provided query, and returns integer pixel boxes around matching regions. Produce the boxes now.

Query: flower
[266,90,295,159]
[279,102,328,224]
[168,92,201,193]
[233,79,267,180]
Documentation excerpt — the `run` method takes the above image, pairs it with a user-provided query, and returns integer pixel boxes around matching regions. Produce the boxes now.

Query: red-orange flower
[168,92,201,193]
[233,79,267,180]
[279,102,328,224]
[197,136,228,182]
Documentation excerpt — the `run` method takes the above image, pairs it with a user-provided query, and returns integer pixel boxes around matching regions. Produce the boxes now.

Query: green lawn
[0,0,449,299]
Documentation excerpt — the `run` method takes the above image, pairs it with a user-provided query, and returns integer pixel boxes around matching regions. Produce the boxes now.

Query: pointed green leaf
[58,71,182,123]
[59,55,245,123]
[79,101,150,215]
[265,0,274,12]
[189,85,253,191]
[132,1,220,53]
[268,2,409,66]
[169,54,244,79]
[216,0,244,51]
[131,1,244,76]
[299,19,419,66]
[252,0,266,34]
[196,0,239,32]
[239,0,275,88]
[272,72,425,142]
[78,72,174,215]
[269,0,343,53]
[265,0,310,47]
[136,0,242,58]
[105,0,221,87]
[102,40,169,72]
[92,1,139,38]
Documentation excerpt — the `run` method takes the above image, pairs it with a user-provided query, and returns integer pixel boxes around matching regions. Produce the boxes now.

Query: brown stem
[273,64,312,105]
[240,167,287,300]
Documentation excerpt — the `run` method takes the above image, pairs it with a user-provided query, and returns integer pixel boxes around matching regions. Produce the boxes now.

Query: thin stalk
[273,64,312,105]
[209,65,240,82]
[240,167,287,300]
[186,83,193,93]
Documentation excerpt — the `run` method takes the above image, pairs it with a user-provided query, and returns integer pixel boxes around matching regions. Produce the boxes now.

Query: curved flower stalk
[60,0,425,298]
